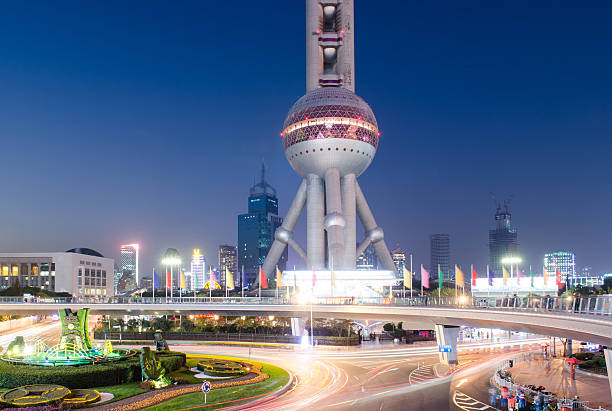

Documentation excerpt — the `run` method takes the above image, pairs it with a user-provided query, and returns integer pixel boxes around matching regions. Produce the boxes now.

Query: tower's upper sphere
[281,87,379,178]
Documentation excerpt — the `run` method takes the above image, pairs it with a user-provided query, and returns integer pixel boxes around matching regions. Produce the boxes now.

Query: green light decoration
[1,308,135,366]
[196,358,246,377]
[140,347,171,388]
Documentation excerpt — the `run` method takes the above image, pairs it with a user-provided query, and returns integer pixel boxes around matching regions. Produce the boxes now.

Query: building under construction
[488,196,518,276]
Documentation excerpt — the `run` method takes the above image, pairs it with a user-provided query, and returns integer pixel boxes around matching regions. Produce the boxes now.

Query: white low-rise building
[0,248,114,298]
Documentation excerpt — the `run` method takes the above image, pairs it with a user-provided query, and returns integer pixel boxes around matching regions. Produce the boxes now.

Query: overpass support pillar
[435,324,459,366]
[291,318,306,337]
[604,347,612,399]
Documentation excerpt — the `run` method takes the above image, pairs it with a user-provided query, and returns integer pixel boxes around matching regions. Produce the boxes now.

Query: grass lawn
[142,356,290,411]
[88,382,148,405]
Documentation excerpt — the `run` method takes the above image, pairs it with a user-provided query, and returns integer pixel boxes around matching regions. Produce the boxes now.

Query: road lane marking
[453,390,500,411]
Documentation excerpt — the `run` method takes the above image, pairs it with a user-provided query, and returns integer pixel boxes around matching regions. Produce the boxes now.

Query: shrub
[571,352,593,361]
[138,380,154,390]
[0,350,186,389]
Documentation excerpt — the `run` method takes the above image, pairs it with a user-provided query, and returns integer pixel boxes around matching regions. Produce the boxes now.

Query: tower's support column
[262,180,308,277]
[324,168,345,268]
[355,181,397,274]
[604,347,612,399]
[291,317,307,337]
[341,174,356,269]
[434,324,459,366]
[307,174,325,269]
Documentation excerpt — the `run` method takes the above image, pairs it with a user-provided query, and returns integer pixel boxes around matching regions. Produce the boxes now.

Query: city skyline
[1,2,611,275]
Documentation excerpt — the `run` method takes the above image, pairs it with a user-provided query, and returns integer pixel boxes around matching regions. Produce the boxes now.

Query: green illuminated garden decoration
[0,384,100,407]
[196,358,247,377]
[140,347,171,388]
[1,308,135,366]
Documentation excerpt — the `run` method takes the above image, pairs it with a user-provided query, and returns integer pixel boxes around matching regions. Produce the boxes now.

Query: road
[2,322,543,410]
[0,320,59,349]
[171,338,546,410]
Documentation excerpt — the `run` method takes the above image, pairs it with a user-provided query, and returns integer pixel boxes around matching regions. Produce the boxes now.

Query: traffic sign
[438,344,453,353]
[201,380,211,404]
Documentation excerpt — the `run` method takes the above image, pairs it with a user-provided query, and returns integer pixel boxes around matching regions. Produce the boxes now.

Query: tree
[151,316,172,332]
[181,318,195,332]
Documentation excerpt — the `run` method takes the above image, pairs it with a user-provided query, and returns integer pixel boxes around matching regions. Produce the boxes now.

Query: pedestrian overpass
[0,294,610,393]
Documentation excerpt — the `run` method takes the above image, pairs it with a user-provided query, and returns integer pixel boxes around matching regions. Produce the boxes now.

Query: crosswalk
[453,390,500,411]
[408,364,436,384]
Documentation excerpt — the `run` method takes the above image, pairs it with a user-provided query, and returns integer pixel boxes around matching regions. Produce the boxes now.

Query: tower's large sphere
[282,87,379,178]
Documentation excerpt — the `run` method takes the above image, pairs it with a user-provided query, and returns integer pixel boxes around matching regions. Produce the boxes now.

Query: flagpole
[275,265,279,299]
[152,267,155,303]
[170,266,173,301]
[487,264,490,300]
[258,266,261,298]
[454,265,457,302]
[438,264,441,300]
[409,254,413,299]
[165,266,168,303]
[470,264,473,299]
[209,268,212,299]
[241,265,244,299]
[420,264,423,297]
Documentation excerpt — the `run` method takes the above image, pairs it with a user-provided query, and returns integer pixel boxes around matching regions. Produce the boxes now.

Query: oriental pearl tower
[261,0,396,278]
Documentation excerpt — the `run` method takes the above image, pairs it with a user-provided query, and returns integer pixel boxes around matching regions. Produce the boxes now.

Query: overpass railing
[0,295,610,318]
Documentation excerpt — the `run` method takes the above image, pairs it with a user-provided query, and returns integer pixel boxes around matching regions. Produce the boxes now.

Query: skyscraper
[544,251,576,284]
[120,244,139,285]
[430,234,450,280]
[238,164,287,286]
[488,201,518,276]
[391,248,406,276]
[190,249,206,290]
[356,244,377,270]
[219,245,237,289]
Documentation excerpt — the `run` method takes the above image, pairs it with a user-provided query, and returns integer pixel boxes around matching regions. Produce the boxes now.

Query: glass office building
[238,164,287,287]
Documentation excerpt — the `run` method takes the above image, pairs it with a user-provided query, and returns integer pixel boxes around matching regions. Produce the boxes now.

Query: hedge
[0,350,185,389]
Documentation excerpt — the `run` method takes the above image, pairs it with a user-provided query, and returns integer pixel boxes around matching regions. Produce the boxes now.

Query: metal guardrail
[0,295,611,318]
[492,353,609,411]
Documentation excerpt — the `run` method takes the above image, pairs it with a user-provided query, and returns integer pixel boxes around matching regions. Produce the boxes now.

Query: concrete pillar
[324,168,345,268]
[337,0,355,92]
[435,324,459,365]
[291,317,306,337]
[604,347,612,399]
[307,174,325,269]
[262,180,308,277]
[306,0,322,92]
[341,174,356,269]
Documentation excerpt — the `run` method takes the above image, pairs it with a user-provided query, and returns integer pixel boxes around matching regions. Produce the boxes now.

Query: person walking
[508,394,517,411]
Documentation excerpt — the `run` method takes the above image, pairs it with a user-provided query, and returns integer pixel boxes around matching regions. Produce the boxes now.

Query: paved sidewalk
[510,357,612,409]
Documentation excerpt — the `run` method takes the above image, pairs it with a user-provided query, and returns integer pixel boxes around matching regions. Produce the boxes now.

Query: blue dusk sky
[0,1,611,275]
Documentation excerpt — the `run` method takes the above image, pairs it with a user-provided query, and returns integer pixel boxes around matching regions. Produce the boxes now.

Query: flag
[555,268,562,289]
[421,265,430,289]
[529,266,534,288]
[455,265,464,288]
[543,267,548,284]
[330,266,336,289]
[516,267,522,285]
[403,266,412,289]
[180,271,187,290]
[153,269,159,289]
[226,268,234,291]
[242,266,247,289]
[276,266,283,289]
[259,267,268,289]
[438,266,444,290]
[487,266,493,286]
[166,269,171,289]
[210,267,218,289]
[503,267,510,285]
[471,266,478,286]
[193,267,199,290]
[311,268,316,288]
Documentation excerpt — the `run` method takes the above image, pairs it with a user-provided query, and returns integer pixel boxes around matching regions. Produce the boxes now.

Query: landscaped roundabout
[0,308,290,410]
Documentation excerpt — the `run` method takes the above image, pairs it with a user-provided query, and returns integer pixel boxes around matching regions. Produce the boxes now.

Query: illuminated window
[11,266,18,276]
[2,266,8,276]
[32,264,39,275]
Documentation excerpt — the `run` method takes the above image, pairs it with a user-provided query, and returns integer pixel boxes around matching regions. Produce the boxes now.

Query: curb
[223,370,297,410]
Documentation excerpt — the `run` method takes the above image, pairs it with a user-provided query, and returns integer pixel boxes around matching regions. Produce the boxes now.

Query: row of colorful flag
[402,265,566,289]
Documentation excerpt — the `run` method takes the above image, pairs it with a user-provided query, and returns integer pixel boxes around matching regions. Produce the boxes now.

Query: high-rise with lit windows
[391,248,406,276]
[431,234,451,280]
[120,244,139,285]
[544,251,576,284]
[190,249,206,290]
[219,245,237,289]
